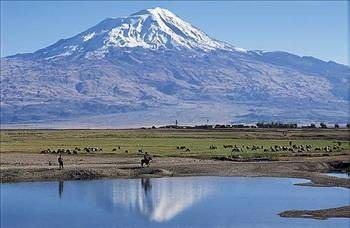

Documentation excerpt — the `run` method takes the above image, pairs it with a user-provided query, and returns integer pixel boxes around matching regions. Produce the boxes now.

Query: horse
[141,157,152,167]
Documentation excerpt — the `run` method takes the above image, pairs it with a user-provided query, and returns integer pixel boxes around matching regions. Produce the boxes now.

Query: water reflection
[58,181,64,198]
[141,178,151,193]
[110,178,213,222]
[2,177,350,228]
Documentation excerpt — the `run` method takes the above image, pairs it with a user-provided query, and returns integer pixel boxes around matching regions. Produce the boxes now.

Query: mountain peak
[33,7,245,60]
[131,7,174,17]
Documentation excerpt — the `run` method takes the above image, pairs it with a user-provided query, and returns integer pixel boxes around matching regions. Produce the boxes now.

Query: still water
[1,177,349,228]
[326,172,350,179]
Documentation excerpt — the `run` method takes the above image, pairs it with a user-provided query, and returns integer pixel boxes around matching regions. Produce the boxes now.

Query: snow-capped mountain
[31,7,242,60]
[1,7,349,127]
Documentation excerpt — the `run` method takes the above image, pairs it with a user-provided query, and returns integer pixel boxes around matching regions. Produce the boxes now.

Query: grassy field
[1,129,349,159]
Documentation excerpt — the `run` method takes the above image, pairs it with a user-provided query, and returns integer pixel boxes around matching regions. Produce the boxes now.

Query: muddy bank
[1,153,349,187]
[279,206,350,220]
[0,166,175,183]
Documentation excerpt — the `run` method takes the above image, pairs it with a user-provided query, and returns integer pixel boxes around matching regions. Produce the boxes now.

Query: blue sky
[1,1,348,64]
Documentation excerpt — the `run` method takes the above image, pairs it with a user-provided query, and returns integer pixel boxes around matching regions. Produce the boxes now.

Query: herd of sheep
[40,146,144,155]
[40,147,103,155]
[211,142,344,153]
[40,142,345,155]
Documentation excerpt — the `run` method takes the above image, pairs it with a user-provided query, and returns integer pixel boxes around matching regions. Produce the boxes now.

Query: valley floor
[1,128,349,220]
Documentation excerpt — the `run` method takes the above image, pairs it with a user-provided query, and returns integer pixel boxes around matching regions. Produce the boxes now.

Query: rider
[141,152,152,167]
[144,152,151,161]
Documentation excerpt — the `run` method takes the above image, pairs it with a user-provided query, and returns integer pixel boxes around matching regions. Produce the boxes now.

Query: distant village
[147,122,350,130]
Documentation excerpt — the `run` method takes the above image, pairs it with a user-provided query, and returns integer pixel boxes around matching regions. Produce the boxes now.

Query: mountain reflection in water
[3,177,349,228]
[111,178,213,222]
[58,177,213,222]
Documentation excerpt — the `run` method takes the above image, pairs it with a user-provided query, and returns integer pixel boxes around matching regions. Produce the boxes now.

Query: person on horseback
[141,152,152,167]
[144,152,150,160]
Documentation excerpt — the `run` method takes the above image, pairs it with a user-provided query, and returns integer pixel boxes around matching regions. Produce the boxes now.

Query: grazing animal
[232,148,240,152]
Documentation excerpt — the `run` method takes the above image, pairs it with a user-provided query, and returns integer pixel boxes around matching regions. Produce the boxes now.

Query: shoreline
[1,165,349,188]
[279,206,350,220]
[1,154,349,187]
[1,154,349,186]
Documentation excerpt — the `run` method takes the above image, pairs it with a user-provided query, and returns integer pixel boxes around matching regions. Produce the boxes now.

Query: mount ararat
[1,7,349,128]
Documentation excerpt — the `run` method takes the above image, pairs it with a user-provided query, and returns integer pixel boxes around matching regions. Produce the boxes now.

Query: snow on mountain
[34,7,243,60]
[1,7,349,127]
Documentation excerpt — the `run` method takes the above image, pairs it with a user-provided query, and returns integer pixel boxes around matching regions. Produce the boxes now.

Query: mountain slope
[23,7,241,61]
[1,7,349,127]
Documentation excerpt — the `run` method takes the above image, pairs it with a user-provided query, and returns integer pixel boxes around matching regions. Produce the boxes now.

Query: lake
[326,172,350,179]
[1,177,349,228]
